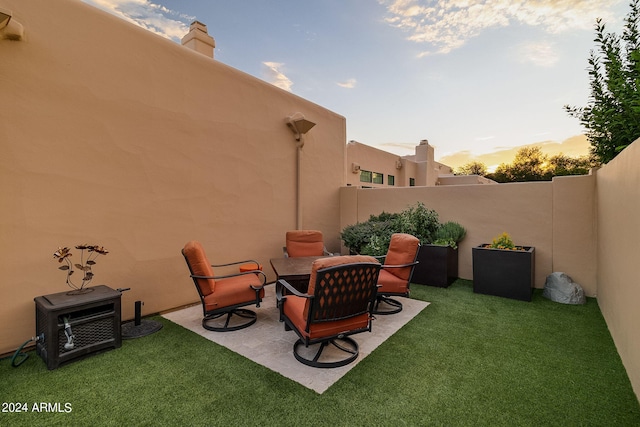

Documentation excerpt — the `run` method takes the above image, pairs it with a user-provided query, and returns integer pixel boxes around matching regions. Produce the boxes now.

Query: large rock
[543,272,586,305]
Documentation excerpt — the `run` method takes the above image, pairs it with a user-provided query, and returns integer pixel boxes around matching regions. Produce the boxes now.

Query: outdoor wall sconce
[0,8,24,41]
[286,112,316,230]
[286,112,316,148]
[0,8,11,29]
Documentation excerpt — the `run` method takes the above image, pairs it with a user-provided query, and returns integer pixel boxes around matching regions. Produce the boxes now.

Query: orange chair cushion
[286,230,325,257]
[283,294,370,340]
[377,269,409,294]
[239,263,262,272]
[183,241,216,295]
[203,274,265,312]
[384,233,419,281]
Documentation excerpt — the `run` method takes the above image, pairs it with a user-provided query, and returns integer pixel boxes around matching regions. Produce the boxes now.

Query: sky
[82,0,630,167]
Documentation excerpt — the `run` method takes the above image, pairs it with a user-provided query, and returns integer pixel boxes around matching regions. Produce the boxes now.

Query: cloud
[379,0,620,56]
[82,0,192,41]
[262,62,293,91]
[517,40,559,67]
[337,78,357,89]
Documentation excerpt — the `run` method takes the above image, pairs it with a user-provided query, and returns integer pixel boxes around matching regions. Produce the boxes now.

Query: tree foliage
[455,161,487,176]
[565,0,640,163]
[459,147,595,183]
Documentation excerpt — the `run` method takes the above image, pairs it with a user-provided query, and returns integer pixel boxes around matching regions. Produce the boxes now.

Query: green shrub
[396,202,440,244]
[340,212,400,256]
[340,202,447,256]
[432,221,467,249]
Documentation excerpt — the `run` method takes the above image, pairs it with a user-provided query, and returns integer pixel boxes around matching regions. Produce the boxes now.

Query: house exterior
[347,139,495,187]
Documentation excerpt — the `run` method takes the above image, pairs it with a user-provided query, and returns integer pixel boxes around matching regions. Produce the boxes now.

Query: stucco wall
[596,141,640,400]
[340,182,553,289]
[339,176,598,294]
[0,0,346,354]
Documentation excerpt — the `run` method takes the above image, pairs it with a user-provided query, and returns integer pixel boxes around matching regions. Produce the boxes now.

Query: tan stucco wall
[339,176,599,294]
[551,173,598,295]
[340,182,554,289]
[0,0,346,354]
[596,140,640,400]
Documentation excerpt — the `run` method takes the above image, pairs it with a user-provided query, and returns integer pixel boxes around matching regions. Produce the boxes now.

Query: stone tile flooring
[163,285,429,394]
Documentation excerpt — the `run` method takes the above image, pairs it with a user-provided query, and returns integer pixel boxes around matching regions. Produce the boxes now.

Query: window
[360,170,372,183]
[409,178,415,186]
[388,175,395,186]
[372,172,383,184]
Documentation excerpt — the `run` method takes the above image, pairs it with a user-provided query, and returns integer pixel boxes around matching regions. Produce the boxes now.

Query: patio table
[269,256,325,294]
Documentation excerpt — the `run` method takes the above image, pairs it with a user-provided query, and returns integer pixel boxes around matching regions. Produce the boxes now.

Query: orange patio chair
[277,255,381,368]
[182,241,266,332]
[283,230,334,257]
[374,233,420,315]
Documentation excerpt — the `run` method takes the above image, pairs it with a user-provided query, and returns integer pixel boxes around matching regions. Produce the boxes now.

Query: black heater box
[34,285,122,370]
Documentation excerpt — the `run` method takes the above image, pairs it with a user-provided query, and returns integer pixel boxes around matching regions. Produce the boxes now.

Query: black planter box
[472,245,535,301]
[412,244,458,287]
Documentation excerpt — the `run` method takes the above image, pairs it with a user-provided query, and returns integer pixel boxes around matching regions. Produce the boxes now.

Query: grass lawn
[2,280,639,426]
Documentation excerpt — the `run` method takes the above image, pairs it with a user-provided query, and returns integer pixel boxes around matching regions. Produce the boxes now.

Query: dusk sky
[82,0,630,166]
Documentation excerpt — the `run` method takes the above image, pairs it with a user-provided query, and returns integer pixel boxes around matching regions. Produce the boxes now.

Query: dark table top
[269,256,325,280]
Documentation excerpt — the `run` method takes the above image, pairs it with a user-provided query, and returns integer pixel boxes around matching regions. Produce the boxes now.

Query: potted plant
[53,244,109,295]
[472,233,534,301]
[412,221,465,287]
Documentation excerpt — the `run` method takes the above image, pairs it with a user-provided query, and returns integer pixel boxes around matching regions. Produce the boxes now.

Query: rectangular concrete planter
[412,244,458,288]
[472,245,535,302]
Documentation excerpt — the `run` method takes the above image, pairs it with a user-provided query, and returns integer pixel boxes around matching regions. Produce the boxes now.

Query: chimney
[181,21,215,58]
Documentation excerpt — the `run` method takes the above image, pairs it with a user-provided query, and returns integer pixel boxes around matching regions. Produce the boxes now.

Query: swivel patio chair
[182,241,266,332]
[373,233,420,315]
[283,230,334,257]
[277,255,381,368]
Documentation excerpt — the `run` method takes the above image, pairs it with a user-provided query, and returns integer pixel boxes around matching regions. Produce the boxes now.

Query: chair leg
[292,337,359,368]
[373,295,403,315]
[202,308,257,332]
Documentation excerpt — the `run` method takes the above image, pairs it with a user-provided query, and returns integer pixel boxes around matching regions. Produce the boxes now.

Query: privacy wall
[0,0,346,354]
[340,174,596,292]
[596,140,640,401]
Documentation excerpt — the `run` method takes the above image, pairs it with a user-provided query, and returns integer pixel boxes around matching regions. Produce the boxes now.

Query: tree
[489,147,548,182]
[547,154,594,177]
[565,0,640,163]
[455,161,487,176]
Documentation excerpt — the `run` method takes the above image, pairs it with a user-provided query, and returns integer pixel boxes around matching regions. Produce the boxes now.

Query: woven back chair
[277,255,381,368]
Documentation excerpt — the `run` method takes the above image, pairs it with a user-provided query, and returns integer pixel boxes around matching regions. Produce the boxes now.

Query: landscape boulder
[543,272,586,305]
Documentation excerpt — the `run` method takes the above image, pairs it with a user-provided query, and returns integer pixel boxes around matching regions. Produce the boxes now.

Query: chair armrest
[381,260,419,269]
[283,247,289,258]
[276,279,311,301]
[211,259,261,268]
[192,270,267,287]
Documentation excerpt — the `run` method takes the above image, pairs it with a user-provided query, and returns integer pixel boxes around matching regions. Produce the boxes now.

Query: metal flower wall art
[53,245,109,293]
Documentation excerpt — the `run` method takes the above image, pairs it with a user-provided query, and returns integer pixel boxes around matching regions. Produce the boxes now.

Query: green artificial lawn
[2,280,639,426]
